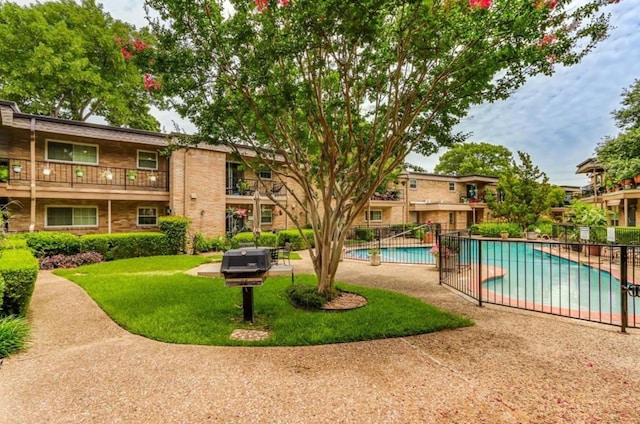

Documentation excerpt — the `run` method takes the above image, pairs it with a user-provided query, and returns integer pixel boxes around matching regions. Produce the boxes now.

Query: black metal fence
[343,223,459,265]
[439,232,640,331]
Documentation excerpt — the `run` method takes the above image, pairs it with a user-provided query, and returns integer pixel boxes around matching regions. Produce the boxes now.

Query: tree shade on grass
[55,256,473,346]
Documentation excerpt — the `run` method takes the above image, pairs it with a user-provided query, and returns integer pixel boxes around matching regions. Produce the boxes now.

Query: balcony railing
[226,178,287,198]
[370,190,404,201]
[2,159,168,191]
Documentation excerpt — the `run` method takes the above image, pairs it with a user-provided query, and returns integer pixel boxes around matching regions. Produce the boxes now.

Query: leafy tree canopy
[0,0,162,130]
[596,79,640,182]
[434,142,513,176]
[146,0,613,294]
[486,151,552,230]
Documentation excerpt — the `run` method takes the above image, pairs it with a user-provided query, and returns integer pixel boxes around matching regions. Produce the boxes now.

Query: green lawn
[55,255,473,346]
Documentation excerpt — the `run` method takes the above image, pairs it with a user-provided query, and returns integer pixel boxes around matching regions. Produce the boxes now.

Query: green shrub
[230,231,257,248]
[277,229,315,250]
[286,284,336,310]
[158,216,190,254]
[469,224,480,235]
[25,232,81,258]
[107,233,170,260]
[390,223,417,234]
[0,249,39,317]
[412,228,426,239]
[475,222,523,238]
[0,237,27,250]
[80,233,170,260]
[354,227,375,242]
[0,316,30,358]
[0,274,4,311]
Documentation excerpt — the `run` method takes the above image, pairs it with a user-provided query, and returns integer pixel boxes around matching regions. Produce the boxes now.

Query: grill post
[242,287,255,323]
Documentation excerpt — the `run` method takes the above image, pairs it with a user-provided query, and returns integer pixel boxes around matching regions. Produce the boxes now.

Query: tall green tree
[147,0,614,295]
[487,152,552,230]
[0,0,161,130]
[596,79,640,182]
[434,142,513,176]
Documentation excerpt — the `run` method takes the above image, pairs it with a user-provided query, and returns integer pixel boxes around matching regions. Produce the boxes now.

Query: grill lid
[220,247,272,274]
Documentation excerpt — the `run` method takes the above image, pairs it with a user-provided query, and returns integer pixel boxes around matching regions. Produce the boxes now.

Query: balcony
[370,190,404,201]
[2,159,168,192]
[226,178,287,198]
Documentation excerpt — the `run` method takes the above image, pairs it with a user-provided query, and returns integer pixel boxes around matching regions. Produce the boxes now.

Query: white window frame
[45,206,99,228]
[259,169,272,180]
[261,207,273,224]
[449,182,456,191]
[364,210,383,223]
[137,207,158,227]
[45,139,99,165]
[137,150,158,170]
[409,179,417,189]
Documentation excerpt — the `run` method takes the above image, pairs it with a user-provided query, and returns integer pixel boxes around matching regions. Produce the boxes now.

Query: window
[137,150,158,170]
[449,182,456,191]
[259,169,272,179]
[138,207,158,226]
[46,140,98,164]
[449,212,455,225]
[46,207,98,228]
[365,210,383,222]
[261,207,273,224]
[409,179,417,189]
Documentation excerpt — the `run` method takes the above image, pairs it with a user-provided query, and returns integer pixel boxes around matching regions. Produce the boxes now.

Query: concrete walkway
[1,253,639,423]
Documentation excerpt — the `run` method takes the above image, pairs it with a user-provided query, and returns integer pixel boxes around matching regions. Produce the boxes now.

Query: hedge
[25,232,81,258]
[0,249,39,317]
[231,231,278,248]
[474,222,523,238]
[354,227,375,242]
[159,216,190,254]
[81,233,171,260]
[277,229,315,250]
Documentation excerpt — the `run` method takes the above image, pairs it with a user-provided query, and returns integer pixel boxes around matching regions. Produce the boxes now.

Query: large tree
[596,79,640,182]
[434,142,513,176]
[146,0,614,295]
[486,151,552,230]
[0,0,162,130]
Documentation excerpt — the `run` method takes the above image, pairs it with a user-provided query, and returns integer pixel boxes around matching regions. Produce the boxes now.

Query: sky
[12,0,640,187]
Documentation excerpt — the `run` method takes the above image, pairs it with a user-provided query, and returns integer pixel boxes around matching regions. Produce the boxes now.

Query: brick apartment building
[1,99,498,237]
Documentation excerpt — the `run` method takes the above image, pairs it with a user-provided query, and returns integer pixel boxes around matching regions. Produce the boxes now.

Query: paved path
[1,253,639,423]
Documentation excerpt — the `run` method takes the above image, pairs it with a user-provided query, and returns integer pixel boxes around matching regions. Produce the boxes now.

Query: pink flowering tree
[146,0,618,295]
[0,1,163,130]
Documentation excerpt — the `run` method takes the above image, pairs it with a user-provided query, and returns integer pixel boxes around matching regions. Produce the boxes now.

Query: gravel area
[1,252,639,423]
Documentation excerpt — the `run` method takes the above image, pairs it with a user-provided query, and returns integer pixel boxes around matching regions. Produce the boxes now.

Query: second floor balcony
[2,159,168,192]
[226,177,287,198]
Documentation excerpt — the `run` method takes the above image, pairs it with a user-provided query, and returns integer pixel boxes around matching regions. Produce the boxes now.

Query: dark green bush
[25,232,81,258]
[354,227,375,242]
[0,249,39,317]
[230,231,257,248]
[0,315,30,358]
[390,223,417,234]
[277,229,315,250]
[104,233,170,260]
[469,224,480,235]
[158,216,190,254]
[286,284,336,310]
[80,233,170,260]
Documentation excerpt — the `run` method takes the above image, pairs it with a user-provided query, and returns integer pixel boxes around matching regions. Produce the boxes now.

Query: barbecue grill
[220,247,273,322]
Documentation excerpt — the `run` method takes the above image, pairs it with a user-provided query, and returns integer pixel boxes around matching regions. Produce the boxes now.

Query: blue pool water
[347,246,435,264]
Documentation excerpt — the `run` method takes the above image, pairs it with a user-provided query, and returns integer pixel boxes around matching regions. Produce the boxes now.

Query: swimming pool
[347,246,436,264]
[348,241,639,318]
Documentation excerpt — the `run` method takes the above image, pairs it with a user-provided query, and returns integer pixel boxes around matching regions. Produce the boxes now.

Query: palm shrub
[0,315,30,358]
